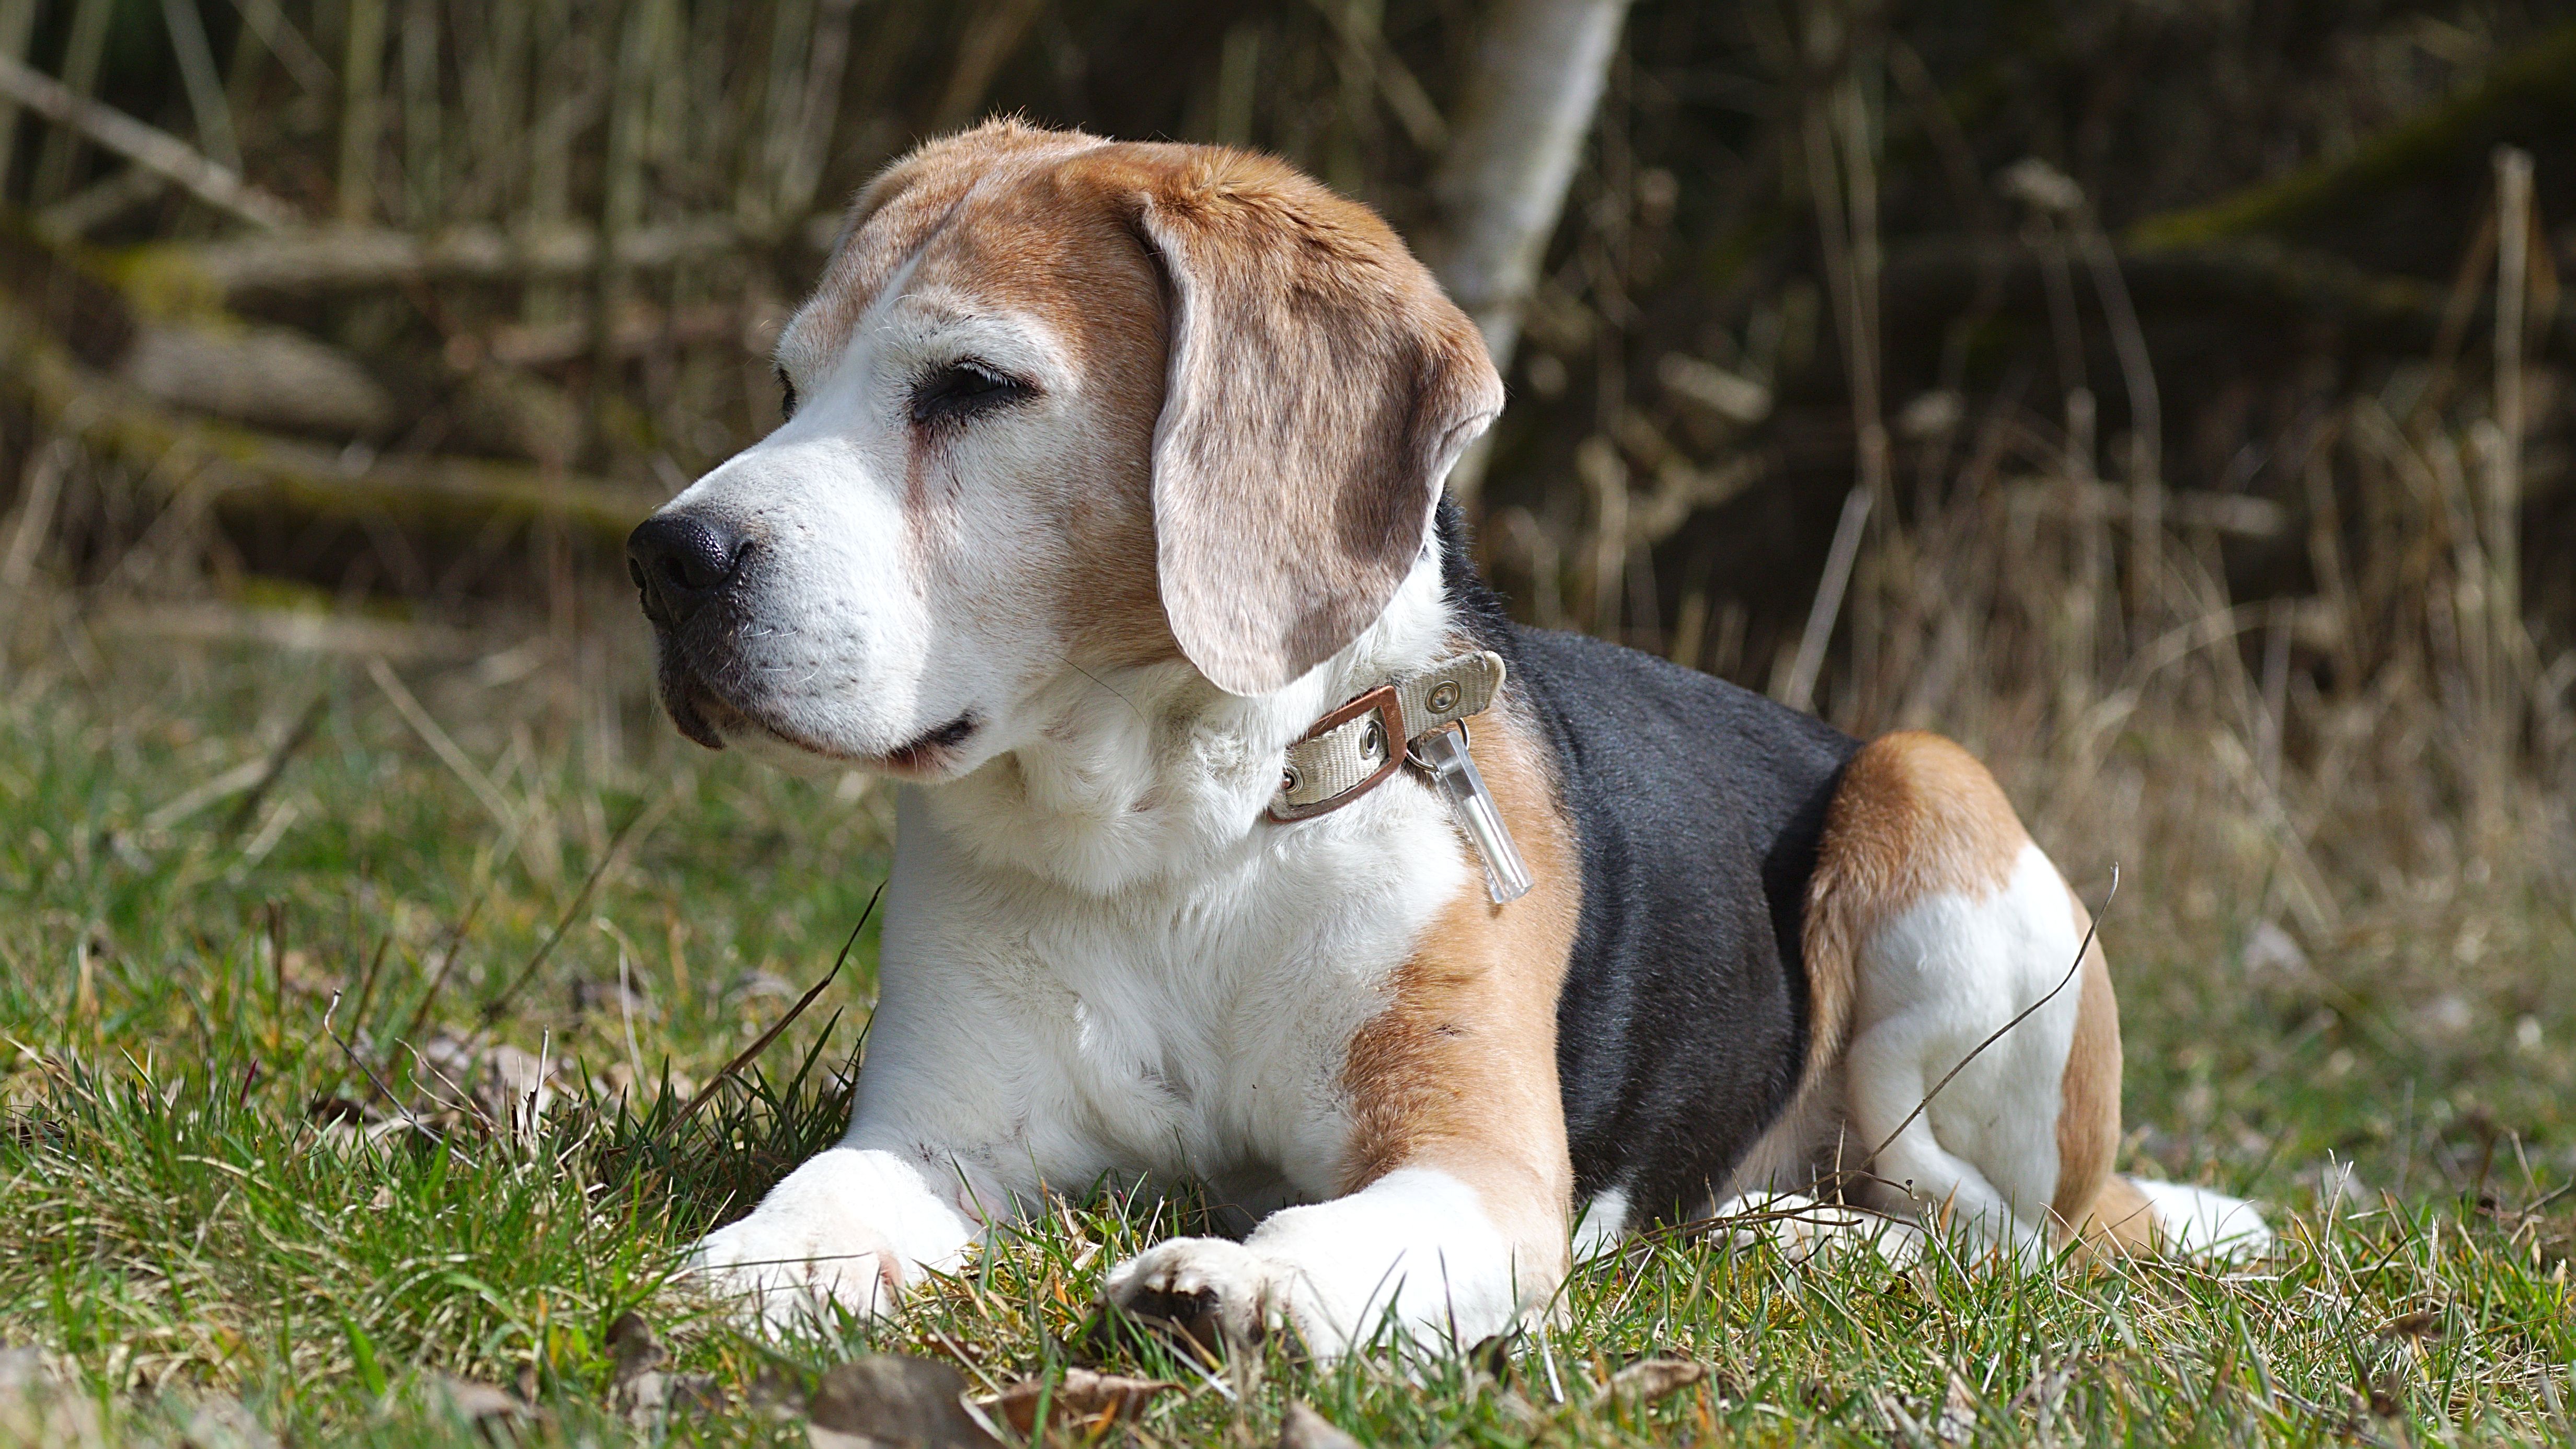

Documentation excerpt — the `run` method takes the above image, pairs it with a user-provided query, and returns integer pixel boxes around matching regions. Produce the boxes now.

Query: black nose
[627,513,748,626]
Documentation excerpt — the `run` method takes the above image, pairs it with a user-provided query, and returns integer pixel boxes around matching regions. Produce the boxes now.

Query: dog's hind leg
[1806,733,2102,1262]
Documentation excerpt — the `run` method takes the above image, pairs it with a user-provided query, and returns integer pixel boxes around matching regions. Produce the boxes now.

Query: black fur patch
[1436,501,1859,1220]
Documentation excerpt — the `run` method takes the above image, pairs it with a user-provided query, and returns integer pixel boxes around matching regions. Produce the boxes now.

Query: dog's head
[628,121,1502,779]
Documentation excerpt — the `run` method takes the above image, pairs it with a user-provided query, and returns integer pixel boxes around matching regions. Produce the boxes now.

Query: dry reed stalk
[399,0,441,226]
[228,0,334,98]
[775,0,856,225]
[339,0,388,223]
[28,0,110,206]
[0,0,37,195]
[159,0,240,172]
[1782,15,1883,712]
[522,0,583,328]
[2485,148,2530,688]
[931,0,1044,134]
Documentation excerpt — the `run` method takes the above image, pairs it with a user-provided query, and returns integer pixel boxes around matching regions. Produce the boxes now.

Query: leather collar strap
[1268,650,1506,822]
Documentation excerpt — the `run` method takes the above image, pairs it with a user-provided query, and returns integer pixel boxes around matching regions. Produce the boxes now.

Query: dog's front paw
[690,1207,903,1329]
[1103,1238,1304,1354]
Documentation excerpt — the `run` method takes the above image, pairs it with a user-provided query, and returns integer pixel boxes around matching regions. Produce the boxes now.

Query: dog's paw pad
[1102,1239,1274,1354]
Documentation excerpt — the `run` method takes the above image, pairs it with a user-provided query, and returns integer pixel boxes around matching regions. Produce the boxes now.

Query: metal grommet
[1281,766,1300,794]
[1361,720,1385,758]
[1427,681,1461,714]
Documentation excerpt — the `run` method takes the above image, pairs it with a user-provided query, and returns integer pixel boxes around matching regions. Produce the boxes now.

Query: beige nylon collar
[1267,650,1506,822]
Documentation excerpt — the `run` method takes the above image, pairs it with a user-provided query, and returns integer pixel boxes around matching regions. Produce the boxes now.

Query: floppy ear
[1125,151,1503,696]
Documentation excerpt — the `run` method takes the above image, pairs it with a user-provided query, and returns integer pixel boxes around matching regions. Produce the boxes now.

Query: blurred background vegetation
[1,0,2571,1197]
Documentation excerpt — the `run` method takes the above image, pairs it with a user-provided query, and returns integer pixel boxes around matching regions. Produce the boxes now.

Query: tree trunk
[1419,0,1632,504]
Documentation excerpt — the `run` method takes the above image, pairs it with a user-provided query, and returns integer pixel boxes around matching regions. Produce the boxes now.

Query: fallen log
[1881,236,2575,359]
[113,210,843,308]
[2,291,661,557]
[2125,20,2576,251]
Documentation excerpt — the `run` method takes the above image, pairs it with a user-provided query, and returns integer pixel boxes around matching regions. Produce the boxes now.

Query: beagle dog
[628,120,2267,1355]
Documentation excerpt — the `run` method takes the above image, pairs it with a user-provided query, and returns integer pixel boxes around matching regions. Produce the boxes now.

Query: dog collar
[1268,650,1506,822]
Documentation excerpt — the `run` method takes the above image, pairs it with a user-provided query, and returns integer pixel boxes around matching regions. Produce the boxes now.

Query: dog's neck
[915,553,1459,896]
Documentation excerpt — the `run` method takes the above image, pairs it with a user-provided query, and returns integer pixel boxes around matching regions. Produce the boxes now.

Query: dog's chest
[892,786,1471,1196]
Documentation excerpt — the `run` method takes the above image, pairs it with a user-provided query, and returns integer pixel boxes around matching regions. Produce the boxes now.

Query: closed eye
[910,360,1031,427]
[776,365,798,421]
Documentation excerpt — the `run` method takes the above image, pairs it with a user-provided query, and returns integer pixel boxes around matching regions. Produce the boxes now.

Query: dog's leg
[1806,733,2095,1264]
[689,1140,985,1328]
[1106,711,1582,1358]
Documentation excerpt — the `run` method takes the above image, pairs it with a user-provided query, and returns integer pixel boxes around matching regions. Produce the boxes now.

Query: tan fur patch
[784,120,1504,685]
[1801,731,2031,1086]
[1072,144,1503,694]
[2072,1173,2162,1260]
[1340,698,1581,1276]
[2049,886,2124,1240]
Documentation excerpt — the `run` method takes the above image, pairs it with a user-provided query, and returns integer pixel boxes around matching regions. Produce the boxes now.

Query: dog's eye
[910,361,1029,427]
[776,366,798,421]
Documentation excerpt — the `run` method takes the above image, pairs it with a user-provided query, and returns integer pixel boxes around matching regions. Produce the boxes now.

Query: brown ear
[1121,149,1503,696]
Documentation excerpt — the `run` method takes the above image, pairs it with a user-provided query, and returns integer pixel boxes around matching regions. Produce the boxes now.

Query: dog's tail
[2082,1175,2272,1260]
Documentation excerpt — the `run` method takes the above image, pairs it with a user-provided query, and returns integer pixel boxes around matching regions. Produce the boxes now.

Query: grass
[2,583,2572,1446]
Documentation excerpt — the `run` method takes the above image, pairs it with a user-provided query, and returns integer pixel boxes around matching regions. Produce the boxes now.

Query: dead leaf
[607,1312,665,1378]
[606,1310,674,1423]
[2377,1308,2443,1339]
[1277,1402,1365,1449]
[806,1356,1000,1449]
[1607,1356,1707,1402]
[426,1374,524,1425]
[987,1368,1175,1433]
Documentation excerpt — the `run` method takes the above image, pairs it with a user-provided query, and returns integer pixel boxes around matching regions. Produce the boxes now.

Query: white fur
[663,273,1134,773]
[1107,1166,1524,1353]
[659,190,1551,1356]
[1709,1191,1926,1269]
[682,547,1528,1350]
[1570,1186,1630,1261]
[691,1147,979,1328]
[1841,843,2085,1262]
[2131,1179,2274,1260]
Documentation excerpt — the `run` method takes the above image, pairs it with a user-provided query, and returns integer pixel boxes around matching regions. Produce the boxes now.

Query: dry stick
[322,990,438,1140]
[393,821,526,1049]
[221,693,329,840]
[476,786,675,1023]
[348,930,394,1039]
[0,436,68,592]
[1777,485,1871,710]
[667,882,883,1136]
[0,53,297,228]
[365,658,518,832]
